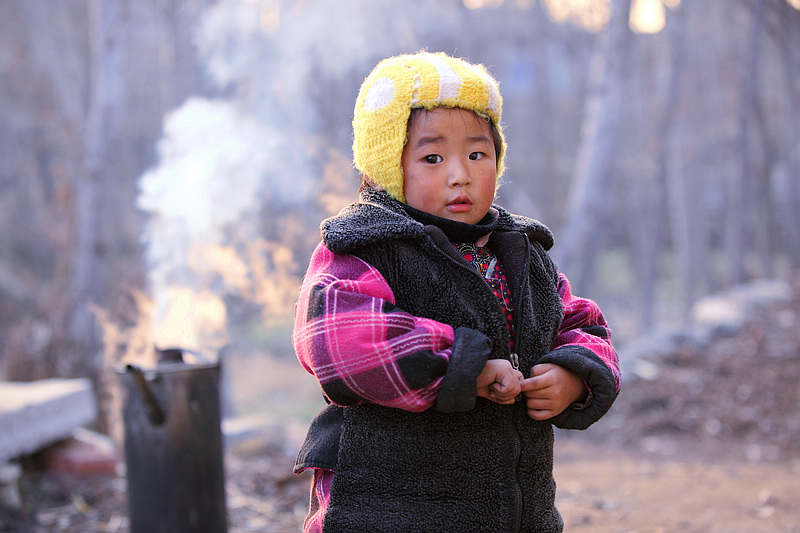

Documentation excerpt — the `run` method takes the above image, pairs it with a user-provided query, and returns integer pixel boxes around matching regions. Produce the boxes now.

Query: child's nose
[447,160,471,187]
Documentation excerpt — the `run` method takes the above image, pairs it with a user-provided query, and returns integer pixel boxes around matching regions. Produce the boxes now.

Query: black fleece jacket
[295,188,618,533]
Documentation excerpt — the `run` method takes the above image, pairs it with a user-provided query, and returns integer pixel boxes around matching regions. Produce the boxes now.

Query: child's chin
[446,213,482,225]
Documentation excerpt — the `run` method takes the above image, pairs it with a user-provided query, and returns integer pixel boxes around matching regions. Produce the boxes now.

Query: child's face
[401,108,497,225]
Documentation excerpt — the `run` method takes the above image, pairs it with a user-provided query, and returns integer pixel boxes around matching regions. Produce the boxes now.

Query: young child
[292,52,620,533]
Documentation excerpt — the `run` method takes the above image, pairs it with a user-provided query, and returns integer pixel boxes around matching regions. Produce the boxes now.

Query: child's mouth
[447,197,472,211]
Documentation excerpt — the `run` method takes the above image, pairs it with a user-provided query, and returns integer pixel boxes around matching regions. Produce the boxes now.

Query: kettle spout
[126,364,166,426]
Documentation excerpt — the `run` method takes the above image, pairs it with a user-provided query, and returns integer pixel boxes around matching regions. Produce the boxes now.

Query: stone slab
[0,378,97,463]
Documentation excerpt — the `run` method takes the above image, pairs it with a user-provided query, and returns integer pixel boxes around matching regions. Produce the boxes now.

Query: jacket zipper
[510,232,530,361]
[430,233,529,533]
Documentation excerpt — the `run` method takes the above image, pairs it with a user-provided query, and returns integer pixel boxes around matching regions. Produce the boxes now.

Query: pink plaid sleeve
[552,272,621,392]
[292,243,456,412]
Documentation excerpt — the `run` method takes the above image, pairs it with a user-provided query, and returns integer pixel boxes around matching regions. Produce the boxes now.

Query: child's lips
[447,196,472,212]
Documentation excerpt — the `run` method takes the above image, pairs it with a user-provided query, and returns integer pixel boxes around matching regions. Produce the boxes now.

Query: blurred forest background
[1,0,799,430]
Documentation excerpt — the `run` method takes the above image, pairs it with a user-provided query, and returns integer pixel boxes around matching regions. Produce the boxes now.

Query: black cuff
[294,404,345,473]
[435,327,492,413]
[569,386,593,411]
[537,345,618,429]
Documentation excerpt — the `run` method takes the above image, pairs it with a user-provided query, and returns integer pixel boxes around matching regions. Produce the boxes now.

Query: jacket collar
[321,188,554,253]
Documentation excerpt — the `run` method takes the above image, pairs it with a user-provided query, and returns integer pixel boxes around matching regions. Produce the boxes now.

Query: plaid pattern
[293,243,621,412]
[553,272,621,392]
[303,469,333,533]
[292,243,456,412]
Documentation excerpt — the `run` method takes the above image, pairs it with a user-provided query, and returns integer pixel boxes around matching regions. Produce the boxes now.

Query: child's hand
[519,364,586,420]
[476,359,524,405]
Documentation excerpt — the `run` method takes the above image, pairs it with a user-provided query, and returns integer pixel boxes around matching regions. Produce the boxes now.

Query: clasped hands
[476,359,586,420]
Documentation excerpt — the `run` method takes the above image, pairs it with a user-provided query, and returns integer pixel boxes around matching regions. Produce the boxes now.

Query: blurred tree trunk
[556,0,633,293]
[501,1,558,222]
[665,139,701,315]
[771,0,800,269]
[727,0,764,285]
[664,0,710,315]
[69,0,124,372]
[633,5,686,330]
[752,77,779,279]
[4,0,97,379]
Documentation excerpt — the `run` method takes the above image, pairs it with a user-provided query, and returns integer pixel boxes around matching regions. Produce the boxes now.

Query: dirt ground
[553,436,800,533]
[1,280,799,533]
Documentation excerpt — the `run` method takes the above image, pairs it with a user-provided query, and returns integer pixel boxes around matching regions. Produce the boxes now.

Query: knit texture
[352,52,506,202]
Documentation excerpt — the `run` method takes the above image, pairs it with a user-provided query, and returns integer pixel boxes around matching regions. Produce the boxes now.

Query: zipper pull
[511,352,523,403]
[485,257,497,279]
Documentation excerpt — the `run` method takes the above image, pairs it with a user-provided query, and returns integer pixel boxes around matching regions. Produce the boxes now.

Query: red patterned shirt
[453,241,515,348]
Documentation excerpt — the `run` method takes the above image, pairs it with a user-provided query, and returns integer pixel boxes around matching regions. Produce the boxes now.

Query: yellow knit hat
[353,52,506,203]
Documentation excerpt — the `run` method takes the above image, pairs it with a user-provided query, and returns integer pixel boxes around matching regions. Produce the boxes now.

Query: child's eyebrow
[469,135,493,145]
[412,134,492,149]
[412,135,445,149]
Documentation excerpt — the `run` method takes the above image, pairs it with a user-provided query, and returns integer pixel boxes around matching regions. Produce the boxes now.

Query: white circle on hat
[364,76,395,111]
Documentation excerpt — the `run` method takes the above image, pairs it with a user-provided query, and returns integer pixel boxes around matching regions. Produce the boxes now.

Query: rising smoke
[134,0,433,357]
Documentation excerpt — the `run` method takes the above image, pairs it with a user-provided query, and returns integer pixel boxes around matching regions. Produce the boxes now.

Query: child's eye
[424,154,443,164]
[469,152,485,161]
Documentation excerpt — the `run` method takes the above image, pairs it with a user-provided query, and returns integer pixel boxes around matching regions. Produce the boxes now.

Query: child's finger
[531,363,558,378]
[489,395,516,405]
[519,376,544,392]
[527,408,556,421]
[492,381,520,398]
